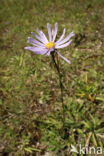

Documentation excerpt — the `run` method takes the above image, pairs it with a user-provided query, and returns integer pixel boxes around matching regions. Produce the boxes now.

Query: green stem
[51,51,65,130]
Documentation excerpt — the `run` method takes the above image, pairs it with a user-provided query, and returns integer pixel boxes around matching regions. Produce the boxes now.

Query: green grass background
[0,0,104,155]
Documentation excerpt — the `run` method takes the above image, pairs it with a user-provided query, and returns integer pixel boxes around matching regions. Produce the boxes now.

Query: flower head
[25,23,74,64]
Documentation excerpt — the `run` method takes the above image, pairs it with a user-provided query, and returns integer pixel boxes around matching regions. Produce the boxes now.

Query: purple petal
[24,47,48,55]
[45,47,54,56]
[27,40,41,47]
[56,32,74,46]
[37,28,48,43]
[55,40,72,49]
[46,50,51,56]
[28,37,45,47]
[47,23,52,41]
[52,23,58,42]
[56,51,71,64]
[31,32,47,44]
[55,28,66,43]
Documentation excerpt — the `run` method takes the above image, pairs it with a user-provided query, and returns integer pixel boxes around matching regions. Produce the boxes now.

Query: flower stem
[51,51,65,131]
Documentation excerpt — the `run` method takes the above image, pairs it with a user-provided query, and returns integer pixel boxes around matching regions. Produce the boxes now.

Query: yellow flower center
[46,42,55,49]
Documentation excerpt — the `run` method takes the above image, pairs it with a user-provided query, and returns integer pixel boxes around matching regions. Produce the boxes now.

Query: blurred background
[0,0,104,155]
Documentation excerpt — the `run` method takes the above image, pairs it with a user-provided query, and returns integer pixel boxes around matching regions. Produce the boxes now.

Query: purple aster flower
[25,23,74,64]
